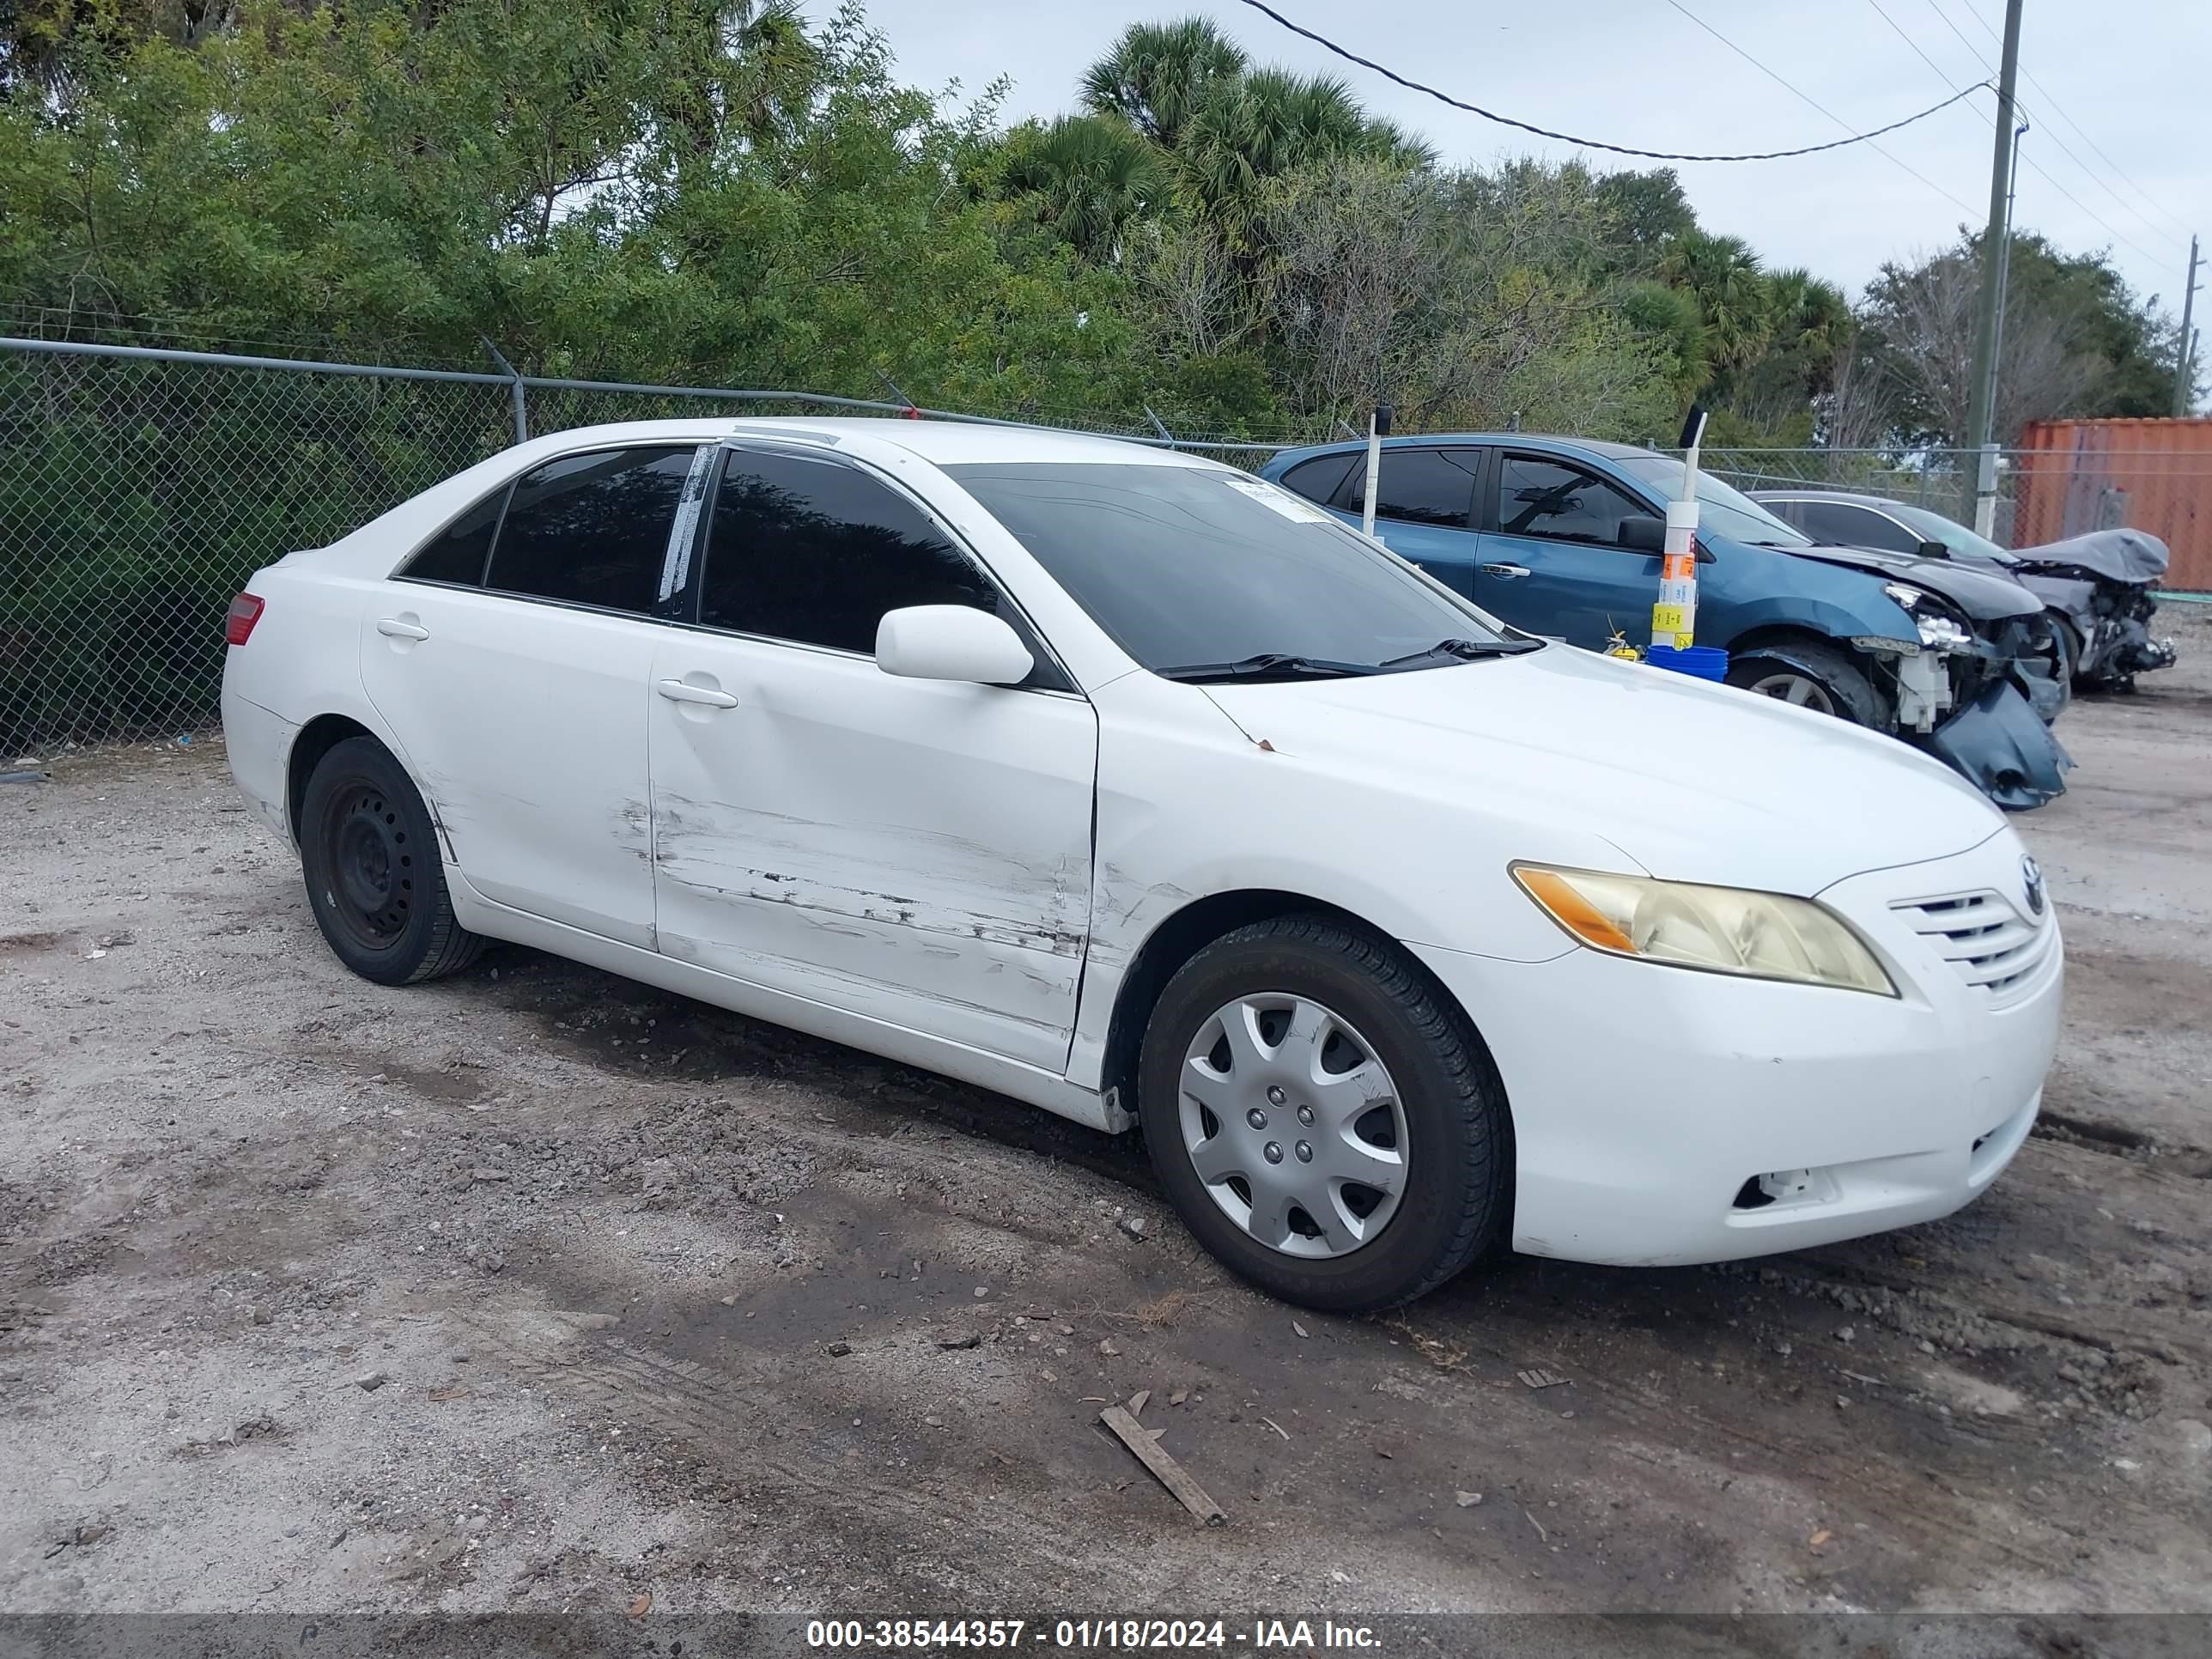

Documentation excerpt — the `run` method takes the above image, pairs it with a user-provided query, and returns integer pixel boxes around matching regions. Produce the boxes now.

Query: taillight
[224,592,265,647]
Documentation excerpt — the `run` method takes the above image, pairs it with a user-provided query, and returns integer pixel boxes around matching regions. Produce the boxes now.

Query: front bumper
[1413,830,2062,1267]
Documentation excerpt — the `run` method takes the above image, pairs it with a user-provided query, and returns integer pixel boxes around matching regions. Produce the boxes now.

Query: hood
[2016,572,2097,624]
[1786,544,2045,621]
[2013,527,2169,585]
[1203,644,2004,896]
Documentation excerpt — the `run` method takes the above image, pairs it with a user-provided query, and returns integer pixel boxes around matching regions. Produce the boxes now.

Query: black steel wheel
[299,736,484,985]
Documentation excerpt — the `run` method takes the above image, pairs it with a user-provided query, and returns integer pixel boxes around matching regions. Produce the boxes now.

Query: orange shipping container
[2013,417,2212,592]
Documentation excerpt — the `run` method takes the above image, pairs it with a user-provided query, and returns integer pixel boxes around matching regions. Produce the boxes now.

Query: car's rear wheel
[1136,916,1509,1311]
[299,735,484,985]
[1725,638,1886,727]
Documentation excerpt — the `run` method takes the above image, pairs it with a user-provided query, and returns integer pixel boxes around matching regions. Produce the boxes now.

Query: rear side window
[1346,448,1480,528]
[698,450,1000,653]
[485,446,696,614]
[1798,500,1917,553]
[1278,453,1359,507]
[400,490,505,585]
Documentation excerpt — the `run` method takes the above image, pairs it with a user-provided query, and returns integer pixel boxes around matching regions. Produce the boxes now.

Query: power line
[1876,0,2186,265]
[2012,110,2191,259]
[1229,0,1990,167]
[2012,150,2173,270]
[1864,0,1961,87]
[1923,0,1995,73]
[1942,0,2195,249]
[1656,0,1979,213]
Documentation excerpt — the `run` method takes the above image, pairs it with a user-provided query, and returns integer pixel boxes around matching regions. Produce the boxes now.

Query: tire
[298,735,485,986]
[1724,637,1886,728]
[1135,915,1510,1312]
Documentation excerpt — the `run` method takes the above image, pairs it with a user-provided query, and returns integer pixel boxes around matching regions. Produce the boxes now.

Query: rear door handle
[376,618,430,641]
[657,679,738,708]
[1480,562,1531,580]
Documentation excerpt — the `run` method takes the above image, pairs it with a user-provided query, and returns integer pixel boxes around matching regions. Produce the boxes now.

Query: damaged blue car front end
[1786,547,2074,811]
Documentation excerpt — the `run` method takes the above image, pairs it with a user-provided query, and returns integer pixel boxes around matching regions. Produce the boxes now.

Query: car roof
[528,416,1223,470]
[1750,489,1916,510]
[1270,433,1660,466]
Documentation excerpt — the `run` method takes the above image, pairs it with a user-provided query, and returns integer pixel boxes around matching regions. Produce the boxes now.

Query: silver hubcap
[1746,671,1837,714]
[1178,994,1408,1259]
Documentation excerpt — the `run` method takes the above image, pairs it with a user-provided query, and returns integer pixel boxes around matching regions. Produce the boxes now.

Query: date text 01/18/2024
[805,1620,1383,1650]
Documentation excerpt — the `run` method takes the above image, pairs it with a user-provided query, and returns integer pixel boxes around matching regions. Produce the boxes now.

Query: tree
[1856,233,2166,446]
[1594,167,1695,274]
[1255,155,1678,440]
[1659,228,1773,385]
[1079,16,1243,150]
[994,113,1168,263]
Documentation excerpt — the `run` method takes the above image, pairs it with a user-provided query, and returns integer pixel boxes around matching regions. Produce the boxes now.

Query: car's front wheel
[1137,916,1510,1311]
[1725,637,1886,727]
[299,735,484,985]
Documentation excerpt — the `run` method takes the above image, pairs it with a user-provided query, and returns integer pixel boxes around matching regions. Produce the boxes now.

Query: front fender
[1716,581,1917,653]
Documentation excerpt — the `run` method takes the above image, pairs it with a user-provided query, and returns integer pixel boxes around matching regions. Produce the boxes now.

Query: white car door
[647,443,1097,1071]
[361,443,707,950]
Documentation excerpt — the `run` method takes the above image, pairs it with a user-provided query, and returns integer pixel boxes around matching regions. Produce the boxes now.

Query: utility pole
[1961,0,2025,532]
[1978,112,2029,448]
[2177,234,2202,416]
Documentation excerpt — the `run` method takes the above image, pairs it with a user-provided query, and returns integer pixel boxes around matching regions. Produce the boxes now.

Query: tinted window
[1278,453,1358,507]
[699,451,1000,654]
[485,446,696,614]
[1352,448,1480,527]
[1798,501,1917,553]
[1885,501,2014,563]
[1614,454,1807,545]
[946,463,1514,673]
[401,489,505,585]
[1495,457,1648,546]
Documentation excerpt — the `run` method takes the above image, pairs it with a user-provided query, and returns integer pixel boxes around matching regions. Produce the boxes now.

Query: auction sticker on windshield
[1221,475,1337,525]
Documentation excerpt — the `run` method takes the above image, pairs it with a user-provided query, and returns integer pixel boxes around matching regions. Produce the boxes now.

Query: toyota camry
[220,420,2062,1310]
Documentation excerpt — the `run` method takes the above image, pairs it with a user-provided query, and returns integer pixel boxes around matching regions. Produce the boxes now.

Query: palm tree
[1762,267,1856,393]
[998,114,1170,263]
[1171,68,1426,243]
[1661,229,1772,380]
[1079,17,1245,151]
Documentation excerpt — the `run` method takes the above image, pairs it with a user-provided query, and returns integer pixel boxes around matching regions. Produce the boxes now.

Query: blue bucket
[1644,645,1729,684]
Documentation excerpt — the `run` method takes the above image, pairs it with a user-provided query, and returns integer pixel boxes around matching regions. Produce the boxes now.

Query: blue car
[1258,434,2070,807]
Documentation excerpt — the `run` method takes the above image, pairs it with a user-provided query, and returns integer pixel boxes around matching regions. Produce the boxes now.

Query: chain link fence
[1692,446,2212,588]
[0,336,1289,753]
[9,331,2205,755]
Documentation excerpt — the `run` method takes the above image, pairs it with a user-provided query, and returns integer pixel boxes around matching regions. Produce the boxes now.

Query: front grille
[1889,889,2053,1000]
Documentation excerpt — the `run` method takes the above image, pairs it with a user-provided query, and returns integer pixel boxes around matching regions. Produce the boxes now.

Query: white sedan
[221,419,2062,1310]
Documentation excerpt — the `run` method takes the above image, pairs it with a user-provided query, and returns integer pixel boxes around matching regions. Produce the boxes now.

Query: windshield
[945,462,1522,676]
[1882,500,2015,564]
[1614,457,1811,547]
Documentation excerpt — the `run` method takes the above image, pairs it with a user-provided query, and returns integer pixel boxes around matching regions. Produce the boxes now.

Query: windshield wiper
[1153,652,1382,684]
[1376,636,1544,670]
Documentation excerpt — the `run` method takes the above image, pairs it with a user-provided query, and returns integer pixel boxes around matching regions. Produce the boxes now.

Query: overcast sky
[812,0,2206,319]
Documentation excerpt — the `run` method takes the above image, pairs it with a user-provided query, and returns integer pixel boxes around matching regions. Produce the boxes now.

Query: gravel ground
[3,609,2209,1631]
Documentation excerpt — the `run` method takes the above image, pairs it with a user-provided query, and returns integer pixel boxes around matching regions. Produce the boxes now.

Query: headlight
[1885,581,1975,653]
[1511,863,1896,996]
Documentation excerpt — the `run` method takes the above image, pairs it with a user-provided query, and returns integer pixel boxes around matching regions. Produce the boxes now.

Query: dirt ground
[3,611,2209,1637]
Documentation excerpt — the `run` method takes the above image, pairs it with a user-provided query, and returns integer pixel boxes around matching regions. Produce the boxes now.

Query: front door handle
[657,678,738,709]
[1481,562,1531,580]
[376,618,430,641]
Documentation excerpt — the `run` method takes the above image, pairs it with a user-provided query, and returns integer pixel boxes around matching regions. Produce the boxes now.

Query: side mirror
[1915,539,1951,559]
[1616,514,1715,562]
[1616,514,1667,553]
[875,605,1034,686]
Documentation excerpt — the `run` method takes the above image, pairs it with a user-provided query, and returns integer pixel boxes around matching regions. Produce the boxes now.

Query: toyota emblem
[2021,855,2047,917]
